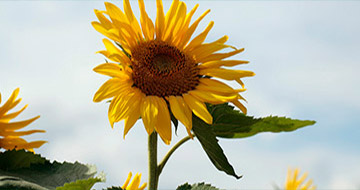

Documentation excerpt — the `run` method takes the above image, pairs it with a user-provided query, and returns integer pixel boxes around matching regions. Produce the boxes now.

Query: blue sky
[1,1,359,189]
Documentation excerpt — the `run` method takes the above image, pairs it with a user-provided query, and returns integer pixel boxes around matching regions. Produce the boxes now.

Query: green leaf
[192,117,241,179]
[56,177,104,190]
[170,110,179,135]
[0,149,45,170]
[176,183,219,190]
[103,187,123,190]
[0,150,98,190]
[190,183,219,190]
[176,183,192,190]
[0,176,48,190]
[207,103,316,138]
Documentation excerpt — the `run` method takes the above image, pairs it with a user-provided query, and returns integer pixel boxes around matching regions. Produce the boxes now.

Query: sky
[1,0,360,189]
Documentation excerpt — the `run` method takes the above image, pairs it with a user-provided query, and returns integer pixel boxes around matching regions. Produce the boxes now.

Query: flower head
[285,168,316,190]
[0,88,46,152]
[122,172,147,190]
[92,0,254,144]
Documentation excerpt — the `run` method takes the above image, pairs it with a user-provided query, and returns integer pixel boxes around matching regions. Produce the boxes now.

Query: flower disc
[132,40,199,97]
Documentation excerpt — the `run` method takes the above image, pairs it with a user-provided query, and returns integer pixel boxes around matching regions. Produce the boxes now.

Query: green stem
[157,135,192,177]
[148,132,158,190]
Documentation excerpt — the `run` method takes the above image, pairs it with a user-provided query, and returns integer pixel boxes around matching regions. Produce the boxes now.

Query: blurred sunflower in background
[0,88,46,152]
[122,172,147,190]
[92,0,254,144]
[285,168,316,190]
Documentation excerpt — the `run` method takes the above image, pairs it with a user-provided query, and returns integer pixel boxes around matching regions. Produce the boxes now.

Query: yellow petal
[199,78,245,95]
[0,129,45,137]
[163,0,180,41]
[0,88,19,117]
[92,23,131,53]
[185,21,214,52]
[154,97,171,145]
[127,173,141,190]
[101,39,131,66]
[0,115,40,131]
[173,4,199,46]
[92,21,121,43]
[0,105,27,123]
[189,89,238,104]
[198,48,245,63]
[199,68,255,80]
[111,89,141,123]
[199,60,249,69]
[123,0,142,39]
[108,93,125,127]
[293,169,299,184]
[93,62,129,79]
[123,90,143,137]
[297,172,308,186]
[236,78,245,88]
[193,43,233,62]
[93,78,131,102]
[301,179,314,190]
[138,0,154,41]
[0,136,27,149]
[164,0,179,30]
[123,106,141,138]
[178,9,211,50]
[168,2,187,42]
[104,2,138,48]
[16,140,47,150]
[183,94,212,124]
[122,172,132,189]
[232,99,247,114]
[139,182,147,190]
[7,99,21,114]
[165,2,187,44]
[190,35,229,56]
[94,9,112,30]
[0,137,46,151]
[155,0,165,40]
[140,96,158,135]
[169,96,192,131]
[0,93,2,104]
[105,2,127,24]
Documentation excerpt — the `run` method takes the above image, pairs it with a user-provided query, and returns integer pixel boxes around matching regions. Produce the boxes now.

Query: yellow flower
[122,172,147,190]
[285,168,316,190]
[92,0,255,144]
[0,88,46,152]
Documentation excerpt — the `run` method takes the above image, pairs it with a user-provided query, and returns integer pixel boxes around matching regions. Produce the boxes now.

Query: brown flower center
[131,40,200,97]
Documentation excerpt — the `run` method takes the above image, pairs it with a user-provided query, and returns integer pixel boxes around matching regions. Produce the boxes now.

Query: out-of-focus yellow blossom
[0,88,46,152]
[122,172,147,190]
[286,168,316,190]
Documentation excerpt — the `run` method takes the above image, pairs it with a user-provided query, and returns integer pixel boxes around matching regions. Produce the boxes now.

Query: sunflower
[0,88,46,152]
[92,0,254,144]
[285,168,316,190]
[122,172,147,190]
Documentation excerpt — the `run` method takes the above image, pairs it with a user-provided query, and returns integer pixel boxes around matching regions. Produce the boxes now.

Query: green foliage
[103,187,123,190]
[192,117,241,179]
[0,150,98,190]
[0,176,48,190]
[206,103,316,138]
[0,149,45,170]
[176,182,219,190]
[56,177,104,190]
[176,183,192,190]
[191,103,315,179]
[170,110,179,134]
